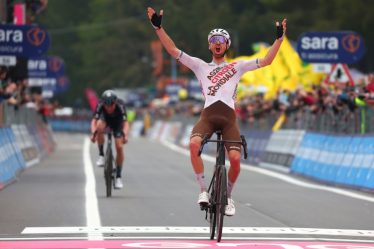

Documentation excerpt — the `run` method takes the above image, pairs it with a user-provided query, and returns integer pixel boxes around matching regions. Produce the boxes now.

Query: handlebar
[91,129,126,141]
[198,134,248,160]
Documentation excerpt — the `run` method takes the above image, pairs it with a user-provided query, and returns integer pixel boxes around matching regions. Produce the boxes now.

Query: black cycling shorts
[190,101,241,152]
[98,113,124,138]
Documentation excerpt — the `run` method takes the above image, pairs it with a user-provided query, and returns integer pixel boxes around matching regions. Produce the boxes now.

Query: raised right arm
[147,7,181,59]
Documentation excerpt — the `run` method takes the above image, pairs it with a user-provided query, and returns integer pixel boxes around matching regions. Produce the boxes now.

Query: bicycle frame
[198,130,248,242]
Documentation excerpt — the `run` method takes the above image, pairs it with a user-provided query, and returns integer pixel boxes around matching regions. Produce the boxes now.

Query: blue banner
[0,24,50,57]
[28,56,65,78]
[297,31,365,64]
[55,76,70,93]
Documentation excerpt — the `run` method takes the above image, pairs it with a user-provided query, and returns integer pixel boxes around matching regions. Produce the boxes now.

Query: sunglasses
[209,35,227,44]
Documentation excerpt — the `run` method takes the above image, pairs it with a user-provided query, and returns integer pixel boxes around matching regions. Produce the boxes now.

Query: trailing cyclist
[90,90,129,189]
[147,7,287,216]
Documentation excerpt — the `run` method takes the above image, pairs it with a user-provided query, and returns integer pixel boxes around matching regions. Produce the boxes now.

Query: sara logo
[342,33,361,53]
[26,27,46,46]
[48,57,63,72]
[28,56,65,79]
[297,31,365,64]
[0,24,50,57]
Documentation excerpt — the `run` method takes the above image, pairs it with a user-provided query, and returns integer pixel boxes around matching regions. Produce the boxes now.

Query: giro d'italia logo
[27,27,46,46]
[342,34,361,53]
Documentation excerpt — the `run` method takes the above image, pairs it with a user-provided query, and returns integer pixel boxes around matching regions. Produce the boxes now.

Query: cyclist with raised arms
[147,7,286,216]
[91,90,129,189]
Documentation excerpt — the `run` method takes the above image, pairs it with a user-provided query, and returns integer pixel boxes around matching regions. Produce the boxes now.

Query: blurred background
[0,0,373,145]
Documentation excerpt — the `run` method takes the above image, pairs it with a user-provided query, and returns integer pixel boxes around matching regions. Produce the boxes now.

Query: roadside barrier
[290,133,374,190]
[0,105,55,189]
[11,124,40,167]
[242,130,271,166]
[0,128,26,189]
[259,129,305,169]
[49,119,90,133]
[148,119,374,191]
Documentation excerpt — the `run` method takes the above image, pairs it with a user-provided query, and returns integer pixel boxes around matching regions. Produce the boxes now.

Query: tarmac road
[0,133,374,248]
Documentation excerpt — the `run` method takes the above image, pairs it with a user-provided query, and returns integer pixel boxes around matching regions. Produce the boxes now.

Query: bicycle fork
[200,166,222,221]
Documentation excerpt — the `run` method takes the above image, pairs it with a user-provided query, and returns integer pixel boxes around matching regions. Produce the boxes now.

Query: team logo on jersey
[207,62,237,96]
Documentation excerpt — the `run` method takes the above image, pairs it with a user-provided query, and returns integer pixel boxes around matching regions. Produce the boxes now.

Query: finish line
[1,240,374,249]
[21,226,374,237]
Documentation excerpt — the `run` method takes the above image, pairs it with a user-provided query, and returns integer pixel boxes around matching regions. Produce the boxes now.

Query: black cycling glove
[151,11,162,30]
[276,21,284,40]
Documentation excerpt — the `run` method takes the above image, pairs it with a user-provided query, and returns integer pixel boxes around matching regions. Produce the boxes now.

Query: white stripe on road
[161,140,374,203]
[9,235,374,243]
[83,138,102,240]
[21,226,374,237]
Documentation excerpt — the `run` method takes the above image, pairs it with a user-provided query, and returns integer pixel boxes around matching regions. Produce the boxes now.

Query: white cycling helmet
[208,28,231,48]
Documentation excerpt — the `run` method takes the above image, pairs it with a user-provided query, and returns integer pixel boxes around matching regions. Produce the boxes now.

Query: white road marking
[83,138,102,240]
[161,140,374,203]
[21,226,374,237]
[4,236,374,243]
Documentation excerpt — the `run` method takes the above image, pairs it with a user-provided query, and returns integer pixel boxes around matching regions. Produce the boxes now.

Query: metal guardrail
[239,105,374,135]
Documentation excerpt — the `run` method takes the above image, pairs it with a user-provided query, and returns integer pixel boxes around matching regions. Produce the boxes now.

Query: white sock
[227,180,235,198]
[196,173,207,192]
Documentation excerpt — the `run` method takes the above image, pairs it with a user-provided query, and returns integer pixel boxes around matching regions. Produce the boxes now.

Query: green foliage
[37,0,374,106]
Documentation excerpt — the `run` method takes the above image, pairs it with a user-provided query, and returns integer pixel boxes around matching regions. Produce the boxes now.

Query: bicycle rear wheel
[104,147,113,197]
[215,165,227,242]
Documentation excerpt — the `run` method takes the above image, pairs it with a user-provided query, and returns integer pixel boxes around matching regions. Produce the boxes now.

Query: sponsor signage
[28,56,65,78]
[55,75,70,93]
[28,56,69,94]
[0,55,16,66]
[312,63,332,73]
[297,31,365,64]
[0,24,50,57]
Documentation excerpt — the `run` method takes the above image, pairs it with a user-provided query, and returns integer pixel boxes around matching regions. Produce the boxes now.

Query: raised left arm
[259,19,287,67]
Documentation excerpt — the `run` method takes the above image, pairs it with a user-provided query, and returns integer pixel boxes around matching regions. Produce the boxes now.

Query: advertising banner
[297,31,365,64]
[0,24,50,57]
[28,56,65,78]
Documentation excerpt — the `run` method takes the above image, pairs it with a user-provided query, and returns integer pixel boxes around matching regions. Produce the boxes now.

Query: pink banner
[13,3,25,25]
[84,88,99,112]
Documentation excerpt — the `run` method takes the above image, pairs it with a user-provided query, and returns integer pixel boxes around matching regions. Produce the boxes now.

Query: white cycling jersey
[178,50,261,109]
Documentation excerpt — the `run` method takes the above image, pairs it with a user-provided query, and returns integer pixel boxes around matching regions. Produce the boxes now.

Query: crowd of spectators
[241,74,374,134]
[4,60,370,135]
[0,65,57,125]
[147,74,374,134]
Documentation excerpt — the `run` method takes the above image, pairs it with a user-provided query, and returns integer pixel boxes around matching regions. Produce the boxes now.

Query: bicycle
[198,130,248,242]
[104,130,115,197]
[92,129,116,197]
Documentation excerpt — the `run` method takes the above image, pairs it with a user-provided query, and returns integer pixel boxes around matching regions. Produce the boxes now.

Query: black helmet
[102,90,117,105]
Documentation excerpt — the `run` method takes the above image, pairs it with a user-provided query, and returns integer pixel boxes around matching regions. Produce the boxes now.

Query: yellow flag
[228,37,326,99]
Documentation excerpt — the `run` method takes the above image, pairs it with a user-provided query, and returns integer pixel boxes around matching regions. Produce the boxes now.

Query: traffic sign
[325,63,354,86]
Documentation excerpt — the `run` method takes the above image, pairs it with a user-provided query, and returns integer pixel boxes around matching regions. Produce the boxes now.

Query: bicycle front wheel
[215,165,227,242]
[209,187,216,240]
[104,148,113,197]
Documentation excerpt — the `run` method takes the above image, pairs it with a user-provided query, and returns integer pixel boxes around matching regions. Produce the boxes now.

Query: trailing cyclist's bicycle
[198,130,248,242]
[103,130,115,197]
[92,130,116,197]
